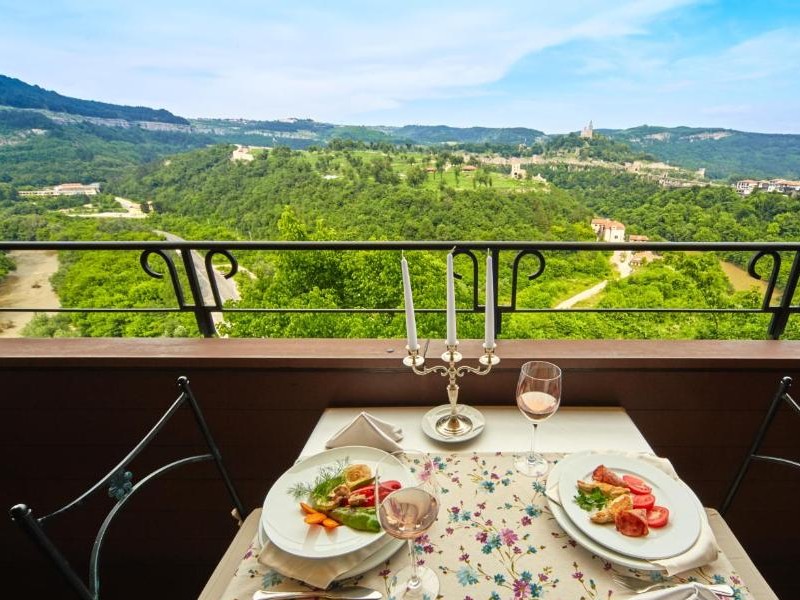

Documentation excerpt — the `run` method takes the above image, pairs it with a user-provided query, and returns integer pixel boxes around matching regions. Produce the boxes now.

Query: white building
[591,218,626,242]
[19,183,101,197]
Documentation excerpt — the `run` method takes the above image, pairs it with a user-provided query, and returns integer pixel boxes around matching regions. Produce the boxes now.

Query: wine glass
[514,360,562,477]
[375,450,439,599]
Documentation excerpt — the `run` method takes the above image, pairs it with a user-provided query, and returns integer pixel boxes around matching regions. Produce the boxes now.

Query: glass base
[391,565,439,599]
[514,452,549,477]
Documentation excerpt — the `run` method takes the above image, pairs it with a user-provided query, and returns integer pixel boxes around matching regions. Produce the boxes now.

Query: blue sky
[1,0,799,133]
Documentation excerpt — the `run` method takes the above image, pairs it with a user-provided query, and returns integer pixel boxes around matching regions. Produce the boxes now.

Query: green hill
[4,74,800,184]
[0,74,187,124]
[0,108,211,186]
[600,125,800,180]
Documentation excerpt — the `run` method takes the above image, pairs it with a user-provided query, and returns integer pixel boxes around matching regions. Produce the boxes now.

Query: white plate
[547,454,705,571]
[261,446,411,558]
[556,453,702,560]
[258,522,405,580]
[421,404,485,443]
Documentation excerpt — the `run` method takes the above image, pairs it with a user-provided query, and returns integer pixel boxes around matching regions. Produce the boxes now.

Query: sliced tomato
[646,506,670,528]
[632,493,655,511]
[622,474,652,495]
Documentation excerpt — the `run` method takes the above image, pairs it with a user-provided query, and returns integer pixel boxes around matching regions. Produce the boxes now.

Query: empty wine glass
[375,450,439,599]
[514,361,562,477]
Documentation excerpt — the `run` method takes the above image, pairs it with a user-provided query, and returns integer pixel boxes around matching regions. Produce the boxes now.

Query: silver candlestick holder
[404,343,500,440]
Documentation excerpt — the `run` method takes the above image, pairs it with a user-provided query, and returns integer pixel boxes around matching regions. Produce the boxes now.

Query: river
[0,250,60,337]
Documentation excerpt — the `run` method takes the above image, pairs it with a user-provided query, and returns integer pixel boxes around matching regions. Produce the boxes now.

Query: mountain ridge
[3,73,800,180]
[0,74,188,125]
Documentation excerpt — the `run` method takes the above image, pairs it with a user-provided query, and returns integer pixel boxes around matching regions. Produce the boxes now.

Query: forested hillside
[2,142,798,340]
[0,75,187,124]
[0,108,212,185]
[602,126,800,180]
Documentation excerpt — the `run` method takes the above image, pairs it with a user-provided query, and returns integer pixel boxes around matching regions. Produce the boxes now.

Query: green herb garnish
[574,488,609,512]
[287,458,350,500]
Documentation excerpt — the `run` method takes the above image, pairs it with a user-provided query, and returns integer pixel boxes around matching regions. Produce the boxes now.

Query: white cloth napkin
[325,412,403,453]
[546,451,719,576]
[258,533,396,589]
[629,582,726,599]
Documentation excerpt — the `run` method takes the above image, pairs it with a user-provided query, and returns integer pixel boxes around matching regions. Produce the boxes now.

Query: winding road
[154,231,240,330]
[555,251,631,309]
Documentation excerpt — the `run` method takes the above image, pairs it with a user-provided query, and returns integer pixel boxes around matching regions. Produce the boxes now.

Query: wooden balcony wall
[1,338,798,599]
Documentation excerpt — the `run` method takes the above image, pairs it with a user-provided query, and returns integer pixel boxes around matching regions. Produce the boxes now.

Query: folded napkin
[546,451,719,576]
[258,533,396,589]
[325,412,403,453]
[630,582,726,599]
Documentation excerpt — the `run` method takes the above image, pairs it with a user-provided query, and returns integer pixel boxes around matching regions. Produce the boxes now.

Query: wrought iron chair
[9,376,255,600]
[720,376,798,515]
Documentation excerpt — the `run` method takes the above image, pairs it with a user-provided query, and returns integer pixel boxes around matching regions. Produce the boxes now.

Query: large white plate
[556,453,702,560]
[261,446,411,559]
[547,454,705,571]
[258,521,405,580]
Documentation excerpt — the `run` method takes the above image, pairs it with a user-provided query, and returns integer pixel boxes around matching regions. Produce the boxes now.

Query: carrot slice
[322,518,340,528]
[304,513,327,524]
[299,502,315,514]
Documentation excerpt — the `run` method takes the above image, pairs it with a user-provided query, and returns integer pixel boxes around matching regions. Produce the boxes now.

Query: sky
[1,0,800,133]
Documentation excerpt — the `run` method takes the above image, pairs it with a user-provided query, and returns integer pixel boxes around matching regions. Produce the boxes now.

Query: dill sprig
[287,457,350,500]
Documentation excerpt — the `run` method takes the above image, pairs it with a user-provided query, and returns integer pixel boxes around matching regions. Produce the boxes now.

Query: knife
[253,586,383,600]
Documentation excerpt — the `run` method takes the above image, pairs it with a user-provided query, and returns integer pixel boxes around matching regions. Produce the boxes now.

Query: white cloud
[0,0,699,120]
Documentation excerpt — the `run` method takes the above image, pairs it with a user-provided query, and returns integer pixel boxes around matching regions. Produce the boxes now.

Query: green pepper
[329,507,381,533]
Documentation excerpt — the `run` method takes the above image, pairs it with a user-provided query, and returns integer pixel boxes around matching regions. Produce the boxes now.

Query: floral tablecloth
[222,452,753,600]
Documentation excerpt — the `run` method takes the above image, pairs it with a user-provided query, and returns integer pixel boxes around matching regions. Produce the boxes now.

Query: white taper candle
[401,256,419,351]
[485,253,495,349]
[446,253,457,346]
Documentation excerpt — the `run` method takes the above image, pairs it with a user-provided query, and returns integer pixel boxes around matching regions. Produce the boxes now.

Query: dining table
[216,406,776,600]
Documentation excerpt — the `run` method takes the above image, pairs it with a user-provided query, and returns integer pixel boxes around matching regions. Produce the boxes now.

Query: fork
[611,574,734,596]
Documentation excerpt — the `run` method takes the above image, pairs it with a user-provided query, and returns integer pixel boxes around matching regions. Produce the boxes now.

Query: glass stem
[406,538,421,590]
[528,422,538,463]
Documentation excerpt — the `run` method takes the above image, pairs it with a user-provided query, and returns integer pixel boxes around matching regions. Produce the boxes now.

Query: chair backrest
[720,376,798,516]
[9,376,245,600]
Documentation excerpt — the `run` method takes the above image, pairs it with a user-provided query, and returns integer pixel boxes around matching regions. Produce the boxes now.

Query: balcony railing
[0,240,798,338]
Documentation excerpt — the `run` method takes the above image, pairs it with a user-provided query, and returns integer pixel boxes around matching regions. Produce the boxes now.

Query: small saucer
[421,404,485,443]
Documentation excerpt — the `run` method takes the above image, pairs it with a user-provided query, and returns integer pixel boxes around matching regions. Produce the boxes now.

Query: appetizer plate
[547,454,705,571]
[258,523,405,580]
[261,446,411,558]
[556,453,702,560]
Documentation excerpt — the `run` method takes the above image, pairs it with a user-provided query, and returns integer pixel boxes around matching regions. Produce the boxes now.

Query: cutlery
[253,586,383,600]
[611,574,734,596]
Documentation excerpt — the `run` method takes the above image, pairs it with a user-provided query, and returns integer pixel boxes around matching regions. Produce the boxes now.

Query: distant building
[630,251,662,267]
[735,180,759,195]
[231,145,255,162]
[591,217,625,242]
[629,234,650,242]
[580,120,594,139]
[19,182,101,197]
[510,162,526,179]
[461,165,478,172]
[735,178,800,195]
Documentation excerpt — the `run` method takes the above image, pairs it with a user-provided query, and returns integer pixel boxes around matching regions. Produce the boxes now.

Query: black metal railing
[0,240,798,339]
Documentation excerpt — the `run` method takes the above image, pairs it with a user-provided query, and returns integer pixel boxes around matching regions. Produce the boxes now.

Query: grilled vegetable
[329,507,381,533]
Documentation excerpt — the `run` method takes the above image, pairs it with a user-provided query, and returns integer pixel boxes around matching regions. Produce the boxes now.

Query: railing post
[768,250,800,340]
[179,248,217,337]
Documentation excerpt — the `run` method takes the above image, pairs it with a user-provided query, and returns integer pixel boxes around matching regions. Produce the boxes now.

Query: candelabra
[404,343,500,439]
